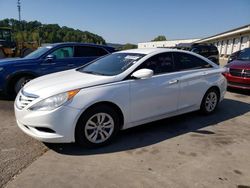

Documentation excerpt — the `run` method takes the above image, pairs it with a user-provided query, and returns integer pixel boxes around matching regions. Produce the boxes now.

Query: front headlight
[29,89,80,111]
[0,67,4,72]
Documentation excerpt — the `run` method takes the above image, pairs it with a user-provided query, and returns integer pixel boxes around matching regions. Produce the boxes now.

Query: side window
[50,47,73,59]
[74,46,108,57]
[174,52,212,70]
[138,53,174,75]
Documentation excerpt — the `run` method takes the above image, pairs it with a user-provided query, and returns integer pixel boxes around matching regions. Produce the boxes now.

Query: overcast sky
[0,0,249,44]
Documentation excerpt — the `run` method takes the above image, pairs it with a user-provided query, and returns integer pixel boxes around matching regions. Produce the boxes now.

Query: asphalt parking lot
[0,96,47,187]
[0,88,249,188]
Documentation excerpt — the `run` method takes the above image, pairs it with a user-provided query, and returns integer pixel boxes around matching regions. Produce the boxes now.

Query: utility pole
[17,0,21,21]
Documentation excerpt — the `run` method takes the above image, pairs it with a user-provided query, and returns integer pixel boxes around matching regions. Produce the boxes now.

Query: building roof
[138,38,200,44]
[197,24,250,43]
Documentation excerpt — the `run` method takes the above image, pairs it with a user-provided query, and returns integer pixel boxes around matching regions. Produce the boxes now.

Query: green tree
[0,18,106,45]
[152,35,167,41]
[121,43,137,50]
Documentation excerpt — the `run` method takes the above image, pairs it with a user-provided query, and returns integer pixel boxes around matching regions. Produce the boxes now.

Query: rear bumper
[224,73,250,90]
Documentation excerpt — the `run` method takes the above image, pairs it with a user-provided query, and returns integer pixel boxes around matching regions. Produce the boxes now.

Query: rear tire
[200,88,219,114]
[75,105,120,148]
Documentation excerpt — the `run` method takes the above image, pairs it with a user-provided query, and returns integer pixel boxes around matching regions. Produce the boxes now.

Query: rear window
[174,52,212,70]
[74,46,108,57]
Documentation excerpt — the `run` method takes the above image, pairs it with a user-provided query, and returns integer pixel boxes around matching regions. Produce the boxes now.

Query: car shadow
[0,94,14,101]
[227,88,250,96]
[46,98,250,155]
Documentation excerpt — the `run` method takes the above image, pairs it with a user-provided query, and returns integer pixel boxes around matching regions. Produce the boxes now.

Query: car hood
[227,60,250,69]
[23,69,117,98]
[0,58,35,66]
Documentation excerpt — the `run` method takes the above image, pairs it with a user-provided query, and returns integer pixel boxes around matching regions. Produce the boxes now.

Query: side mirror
[131,69,153,79]
[45,54,56,61]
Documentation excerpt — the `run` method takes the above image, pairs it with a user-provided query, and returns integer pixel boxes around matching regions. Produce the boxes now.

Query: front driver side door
[40,46,74,75]
[129,52,180,123]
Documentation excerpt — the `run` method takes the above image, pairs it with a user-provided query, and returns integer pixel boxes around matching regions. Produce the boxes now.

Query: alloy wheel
[205,91,218,112]
[84,113,115,144]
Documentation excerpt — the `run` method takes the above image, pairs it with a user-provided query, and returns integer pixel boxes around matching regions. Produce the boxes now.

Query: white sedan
[14,48,227,147]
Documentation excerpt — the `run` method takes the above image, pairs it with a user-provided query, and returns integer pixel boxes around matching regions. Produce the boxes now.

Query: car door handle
[168,79,179,84]
[68,64,74,66]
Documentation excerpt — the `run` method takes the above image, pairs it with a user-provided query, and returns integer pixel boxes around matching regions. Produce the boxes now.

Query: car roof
[42,42,115,51]
[116,48,188,55]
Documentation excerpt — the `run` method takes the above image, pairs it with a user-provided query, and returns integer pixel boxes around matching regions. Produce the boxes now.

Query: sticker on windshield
[124,55,141,60]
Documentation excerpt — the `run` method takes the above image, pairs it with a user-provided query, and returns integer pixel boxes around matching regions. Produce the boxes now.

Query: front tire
[14,76,33,94]
[75,105,120,148]
[200,88,219,114]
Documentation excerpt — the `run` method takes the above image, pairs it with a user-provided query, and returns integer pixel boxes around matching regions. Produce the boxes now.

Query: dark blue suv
[0,43,115,95]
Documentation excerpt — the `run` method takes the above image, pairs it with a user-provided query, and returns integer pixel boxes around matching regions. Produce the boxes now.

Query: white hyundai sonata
[15,48,227,147]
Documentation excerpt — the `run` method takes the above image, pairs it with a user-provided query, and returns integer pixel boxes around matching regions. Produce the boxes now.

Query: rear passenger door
[173,52,213,110]
[73,46,109,67]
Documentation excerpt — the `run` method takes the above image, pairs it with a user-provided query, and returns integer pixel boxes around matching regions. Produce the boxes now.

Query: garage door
[226,39,233,55]
[232,38,240,53]
[221,40,227,55]
[217,41,222,54]
[240,36,250,50]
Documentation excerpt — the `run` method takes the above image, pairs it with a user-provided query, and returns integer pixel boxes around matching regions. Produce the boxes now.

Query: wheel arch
[200,85,221,107]
[6,71,38,94]
[208,85,221,99]
[76,101,125,130]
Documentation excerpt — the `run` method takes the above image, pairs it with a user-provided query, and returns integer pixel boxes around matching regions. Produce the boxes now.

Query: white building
[138,39,200,49]
[196,24,250,58]
[137,24,250,58]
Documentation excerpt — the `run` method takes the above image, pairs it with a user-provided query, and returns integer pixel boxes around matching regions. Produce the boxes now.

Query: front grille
[16,90,38,110]
[230,68,250,78]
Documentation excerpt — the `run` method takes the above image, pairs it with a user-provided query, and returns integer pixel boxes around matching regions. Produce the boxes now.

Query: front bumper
[14,104,82,143]
[224,73,250,90]
[0,76,4,93]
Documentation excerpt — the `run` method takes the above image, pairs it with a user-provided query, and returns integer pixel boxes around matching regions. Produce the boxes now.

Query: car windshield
[237,48,250,61]
[78,53,145,76]
[23,46,52,59]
